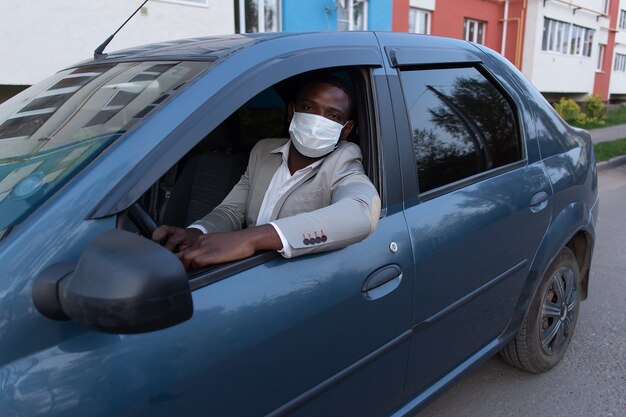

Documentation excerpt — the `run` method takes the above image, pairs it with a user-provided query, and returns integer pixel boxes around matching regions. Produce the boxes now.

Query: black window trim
[396,62,528,199]
[188,251,279,290]
[358,67,389,216]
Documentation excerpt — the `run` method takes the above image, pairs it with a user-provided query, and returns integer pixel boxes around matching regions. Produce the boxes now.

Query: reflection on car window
[0,61,212,233]
[400,67,521,193]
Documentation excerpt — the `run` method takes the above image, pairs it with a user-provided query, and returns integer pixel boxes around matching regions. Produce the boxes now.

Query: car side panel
[373,32,553,410]
[0,32,415,417]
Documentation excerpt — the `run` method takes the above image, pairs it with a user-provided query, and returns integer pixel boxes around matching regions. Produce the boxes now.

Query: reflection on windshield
[0,60,211,233]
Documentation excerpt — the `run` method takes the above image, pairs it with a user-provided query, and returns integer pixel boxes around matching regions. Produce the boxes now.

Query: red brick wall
[392,0,527,68]
[431,0,503,48]
[392,0,409,32]
[594,0,619,100]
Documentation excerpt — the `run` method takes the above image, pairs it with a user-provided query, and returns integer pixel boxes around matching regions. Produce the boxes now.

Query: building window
[235,0,280,33]
[614,53,626,72]
[620,10,626,29]
[581,26,594,57]
[603,0,610,14]
[541,18,594,57]
[542,18,568,53]
[597,44,606,71]
[464,18,486,44]
[409,7,431,34]
[337,0,368,31]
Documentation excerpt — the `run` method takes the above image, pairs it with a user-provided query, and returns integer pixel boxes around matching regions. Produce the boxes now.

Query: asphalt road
[416,164,626,417]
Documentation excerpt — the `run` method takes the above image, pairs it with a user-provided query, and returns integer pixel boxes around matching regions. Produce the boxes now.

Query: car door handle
[362,264,403,300]
[530,191,549,213]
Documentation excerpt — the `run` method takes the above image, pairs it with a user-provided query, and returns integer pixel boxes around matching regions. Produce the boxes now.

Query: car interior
[120,67,380,244]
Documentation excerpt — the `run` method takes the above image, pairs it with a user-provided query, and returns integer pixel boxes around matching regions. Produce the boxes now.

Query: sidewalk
[589,123,626,144]
[588,124,626,171]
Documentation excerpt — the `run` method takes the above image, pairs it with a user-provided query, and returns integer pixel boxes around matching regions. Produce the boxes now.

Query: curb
[597,155,626,172]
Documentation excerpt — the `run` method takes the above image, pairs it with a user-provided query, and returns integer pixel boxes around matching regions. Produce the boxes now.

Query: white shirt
[261,141,324,257]
[189,141,324,258]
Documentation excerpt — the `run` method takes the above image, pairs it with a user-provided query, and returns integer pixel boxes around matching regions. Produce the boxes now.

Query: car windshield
[0,60,211,237]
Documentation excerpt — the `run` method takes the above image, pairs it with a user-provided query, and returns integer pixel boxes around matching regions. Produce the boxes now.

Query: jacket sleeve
[271,144,381,257]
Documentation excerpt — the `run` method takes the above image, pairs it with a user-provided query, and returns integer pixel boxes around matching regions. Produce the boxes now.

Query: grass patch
[604,105,626,127]
[594,137,626,162]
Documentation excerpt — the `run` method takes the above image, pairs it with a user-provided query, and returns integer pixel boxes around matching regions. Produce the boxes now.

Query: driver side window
[120,66,380,285]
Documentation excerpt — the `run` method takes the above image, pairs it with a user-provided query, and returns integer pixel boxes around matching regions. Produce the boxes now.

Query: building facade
[280,0,392,32]
[3,0,626,102]
[609,0,626,99]
[0,0,392,97]
[393,0,626,102]
[523,0,611,101]
[0,0,233,88]
[393,0,526,69]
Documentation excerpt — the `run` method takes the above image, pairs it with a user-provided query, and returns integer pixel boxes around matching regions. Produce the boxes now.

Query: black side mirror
[33,229,192,334]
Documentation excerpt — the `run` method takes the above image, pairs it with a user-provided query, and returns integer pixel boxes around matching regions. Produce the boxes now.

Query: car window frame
[90,44,383,218]
[188,70,386,291]
[396,62,528,201]
[183,66,385,290]
[88,44,387,290]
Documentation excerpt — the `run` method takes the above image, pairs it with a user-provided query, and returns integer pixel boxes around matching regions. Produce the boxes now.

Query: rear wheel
[500,247,581,373]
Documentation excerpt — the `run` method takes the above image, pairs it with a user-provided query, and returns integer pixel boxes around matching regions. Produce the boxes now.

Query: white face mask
[288,111,347,158]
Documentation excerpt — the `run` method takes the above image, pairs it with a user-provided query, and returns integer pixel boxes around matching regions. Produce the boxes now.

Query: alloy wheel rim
[540,266,578,356]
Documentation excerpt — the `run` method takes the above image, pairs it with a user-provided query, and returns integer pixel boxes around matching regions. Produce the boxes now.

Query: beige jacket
[191,138,381,257]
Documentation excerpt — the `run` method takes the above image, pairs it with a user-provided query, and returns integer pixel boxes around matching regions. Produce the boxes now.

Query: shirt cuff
[187,224,207,234]
[269,222,293,258]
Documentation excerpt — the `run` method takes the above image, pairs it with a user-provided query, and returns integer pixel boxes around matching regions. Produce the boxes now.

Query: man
[152,73,381,269]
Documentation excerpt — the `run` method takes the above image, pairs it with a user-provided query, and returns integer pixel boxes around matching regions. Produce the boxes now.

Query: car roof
[70,31,475,68]
[72,32,320,67]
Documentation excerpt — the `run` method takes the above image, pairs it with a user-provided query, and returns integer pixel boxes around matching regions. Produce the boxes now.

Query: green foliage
[554,98,589,126]
[553,96,607,128]
[585,94,605,120]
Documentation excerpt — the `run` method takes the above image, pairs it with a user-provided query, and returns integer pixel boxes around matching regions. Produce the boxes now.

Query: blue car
[0,32,598,417]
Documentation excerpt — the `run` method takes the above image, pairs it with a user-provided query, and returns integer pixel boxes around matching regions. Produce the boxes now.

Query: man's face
[290,81,354,140]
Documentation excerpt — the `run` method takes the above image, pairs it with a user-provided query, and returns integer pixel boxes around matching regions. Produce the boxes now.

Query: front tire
[500,247,581,373]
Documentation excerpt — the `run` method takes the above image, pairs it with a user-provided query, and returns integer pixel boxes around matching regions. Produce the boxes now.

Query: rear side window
[399,67,522,193]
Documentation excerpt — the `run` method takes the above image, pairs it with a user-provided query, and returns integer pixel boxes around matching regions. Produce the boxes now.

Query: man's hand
[177,224,282,269]
[151,225,203,253]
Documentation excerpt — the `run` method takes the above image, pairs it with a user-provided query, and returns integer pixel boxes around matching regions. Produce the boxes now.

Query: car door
[0,33,413,417]
[376,34,553,399]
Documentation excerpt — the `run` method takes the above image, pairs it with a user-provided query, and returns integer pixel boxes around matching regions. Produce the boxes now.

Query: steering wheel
[128,202,158,237]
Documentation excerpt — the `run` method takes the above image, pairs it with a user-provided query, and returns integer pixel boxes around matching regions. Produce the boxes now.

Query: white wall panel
[522,0,609,96]
[0,0,233,85]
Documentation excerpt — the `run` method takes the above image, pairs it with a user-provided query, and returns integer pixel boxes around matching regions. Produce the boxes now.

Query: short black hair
[296,71,353,118]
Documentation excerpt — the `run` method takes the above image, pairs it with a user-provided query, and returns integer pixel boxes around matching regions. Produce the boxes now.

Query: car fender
[504,198,594,338]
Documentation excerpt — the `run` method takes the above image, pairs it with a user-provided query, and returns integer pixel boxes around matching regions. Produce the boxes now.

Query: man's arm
[272,177,380,258]
[177,224,282,269]
[152,141,261,253]
[271,144,380,258]
[159,141,379,267]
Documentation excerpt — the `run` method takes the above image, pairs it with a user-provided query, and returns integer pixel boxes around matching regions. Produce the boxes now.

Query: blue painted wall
[366,0,392,30]
[282,0,392,32]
